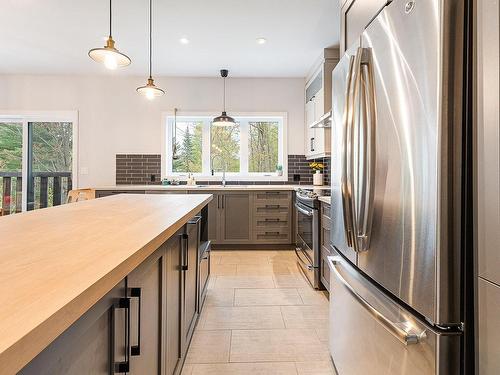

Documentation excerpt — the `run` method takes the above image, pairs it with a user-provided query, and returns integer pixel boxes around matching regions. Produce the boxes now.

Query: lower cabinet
[20,220,203,375]
[19,280,128,375]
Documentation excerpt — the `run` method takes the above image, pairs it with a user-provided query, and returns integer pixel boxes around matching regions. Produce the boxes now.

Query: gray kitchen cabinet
[20,221,200,375]
[19,280,128,375]
[220,192,252,243]
[183,218,200,353]
[320,202,332,291]
[189,191,219,243]
[340,0,387,53]
[127,247,164,375]
[165,231,184,375]
[253,191,292,244]
[478,278,500,374]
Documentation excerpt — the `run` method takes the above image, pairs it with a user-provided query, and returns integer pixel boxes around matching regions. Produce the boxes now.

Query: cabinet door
[314,87,325,121]
[165,231,183,375]
[183,218,200,351]
[220,193,252,243]
[478,278,500,374]
[189,191,219,243]
[127,248,164,375]
[20,280,128,375]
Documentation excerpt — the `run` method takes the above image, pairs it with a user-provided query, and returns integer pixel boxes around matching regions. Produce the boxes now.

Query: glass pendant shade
[212,111,236,126]
[137,78,165,100]
[88,37,131,70]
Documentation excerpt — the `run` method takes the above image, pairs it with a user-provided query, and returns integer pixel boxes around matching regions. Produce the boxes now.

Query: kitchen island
[0,193,212,375]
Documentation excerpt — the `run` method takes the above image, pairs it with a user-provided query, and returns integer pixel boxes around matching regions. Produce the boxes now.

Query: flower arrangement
[309,162,324,172]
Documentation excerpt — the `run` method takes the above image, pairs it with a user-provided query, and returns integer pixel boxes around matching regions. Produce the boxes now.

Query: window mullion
[202,119,211,175]
[240,120,249,175]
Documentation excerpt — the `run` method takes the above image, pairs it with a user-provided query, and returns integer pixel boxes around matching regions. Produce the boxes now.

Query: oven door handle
[295,247,314,270]
[295,203,313,216]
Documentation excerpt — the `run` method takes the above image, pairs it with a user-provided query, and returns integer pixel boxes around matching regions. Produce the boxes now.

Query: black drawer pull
[265,218,280,222]
[265,231,280,235]
[265,205,280,209]
[129,287,142,356]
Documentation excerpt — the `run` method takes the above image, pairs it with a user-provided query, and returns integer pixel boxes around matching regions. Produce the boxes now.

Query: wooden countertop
[0,194,212,375]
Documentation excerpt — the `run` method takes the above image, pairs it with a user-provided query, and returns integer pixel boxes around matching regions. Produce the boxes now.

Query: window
[164,113,286,179]
[0,112,78,215]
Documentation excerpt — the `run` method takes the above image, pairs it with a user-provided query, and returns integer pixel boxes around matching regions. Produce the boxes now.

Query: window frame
[0,110,79,211]
[161,111,288,181]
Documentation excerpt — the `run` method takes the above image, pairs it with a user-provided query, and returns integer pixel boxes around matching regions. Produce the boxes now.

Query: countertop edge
[0,194,212,375]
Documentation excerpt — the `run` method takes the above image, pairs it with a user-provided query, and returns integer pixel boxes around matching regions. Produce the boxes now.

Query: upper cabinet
[304,48,339,160]
[340,0,388,53]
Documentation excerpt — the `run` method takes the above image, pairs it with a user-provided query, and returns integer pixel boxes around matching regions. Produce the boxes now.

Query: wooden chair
[66,189,96,204]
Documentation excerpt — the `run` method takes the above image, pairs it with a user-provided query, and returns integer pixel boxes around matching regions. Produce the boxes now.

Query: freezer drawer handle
[330,256,425,345]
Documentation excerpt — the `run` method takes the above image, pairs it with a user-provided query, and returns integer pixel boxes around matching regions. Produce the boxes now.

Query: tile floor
[182,250,335,375]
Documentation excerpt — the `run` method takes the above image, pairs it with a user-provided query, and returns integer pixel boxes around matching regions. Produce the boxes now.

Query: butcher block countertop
[0,194,212,375]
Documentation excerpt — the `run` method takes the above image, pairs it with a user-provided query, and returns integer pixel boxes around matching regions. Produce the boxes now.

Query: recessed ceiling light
[179,37,190,44]
[256,37,267,45]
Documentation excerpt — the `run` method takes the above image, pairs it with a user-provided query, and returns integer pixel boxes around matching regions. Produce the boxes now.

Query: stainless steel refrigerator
[328,0,467,373]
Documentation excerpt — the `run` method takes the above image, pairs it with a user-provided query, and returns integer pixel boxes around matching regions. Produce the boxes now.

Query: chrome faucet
[211,155,227,187]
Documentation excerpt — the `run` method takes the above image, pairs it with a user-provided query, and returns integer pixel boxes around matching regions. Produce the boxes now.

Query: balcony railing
[0,171,72,215]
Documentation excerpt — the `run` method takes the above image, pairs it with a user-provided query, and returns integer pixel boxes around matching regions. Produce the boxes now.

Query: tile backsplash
[116,154,330,185]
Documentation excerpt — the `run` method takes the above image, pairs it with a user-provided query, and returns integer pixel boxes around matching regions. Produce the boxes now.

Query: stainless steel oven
[295,189,321,288]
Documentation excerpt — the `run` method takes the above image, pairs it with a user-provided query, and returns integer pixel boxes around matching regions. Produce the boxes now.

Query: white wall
[0,75,305,186]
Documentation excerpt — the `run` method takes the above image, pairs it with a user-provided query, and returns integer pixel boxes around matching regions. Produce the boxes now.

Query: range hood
[309,110,332,128]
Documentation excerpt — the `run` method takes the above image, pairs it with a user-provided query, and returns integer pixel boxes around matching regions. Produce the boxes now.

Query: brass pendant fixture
[88,0,131,70]
[137,0,165,99]
[212,69,235,126]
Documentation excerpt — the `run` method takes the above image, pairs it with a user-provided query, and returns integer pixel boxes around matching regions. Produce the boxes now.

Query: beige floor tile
[297,288,329,306]
[234,288,303,306]
[205,288,235,307]
[314,326,329,344]
[210,254,222,265]
[273,274,310,288]
[230,329,330,363]
[295,361,336,375]
[207,276,217,290]
[185,330,231,364]
[180,364,194,375]
[236,264,292,276]
[214,276,275,289]
[280,305,329,329]
[211,264,238,276]
[189,362,298,375]
[199,306,284,330]
[219,254,270,265]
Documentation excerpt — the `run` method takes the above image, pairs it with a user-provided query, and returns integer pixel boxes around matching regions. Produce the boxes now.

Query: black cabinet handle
[181,233,189,271]
[265,231,280,235]
[265,204,280,209]
[310,137,315,152]
[265,218,280,222]
[113,297,130,373]
[129,287,142,356]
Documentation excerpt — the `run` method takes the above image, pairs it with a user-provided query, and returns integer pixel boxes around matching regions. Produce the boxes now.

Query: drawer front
[254,203,290,216]
[254,228,290,243]
[254,214,290,229]
[254,191,292,203]
[321,225,331,250]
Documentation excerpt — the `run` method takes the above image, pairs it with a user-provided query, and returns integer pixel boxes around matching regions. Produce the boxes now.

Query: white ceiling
[0,0,340,77]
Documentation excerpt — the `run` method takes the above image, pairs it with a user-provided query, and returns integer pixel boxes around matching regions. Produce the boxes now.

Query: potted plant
[276,164,283,176]
[309,162,325,186]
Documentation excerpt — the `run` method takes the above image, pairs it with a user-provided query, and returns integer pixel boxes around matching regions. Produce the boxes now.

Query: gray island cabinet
[0,194,211,375]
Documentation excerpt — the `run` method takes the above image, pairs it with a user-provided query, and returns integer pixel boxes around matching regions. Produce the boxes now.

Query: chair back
[67,189,95,204]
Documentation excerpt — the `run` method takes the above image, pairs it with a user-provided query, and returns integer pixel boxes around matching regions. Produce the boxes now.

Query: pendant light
[88,0,131,70]
[136,0,165,99]
[212,69,236,126]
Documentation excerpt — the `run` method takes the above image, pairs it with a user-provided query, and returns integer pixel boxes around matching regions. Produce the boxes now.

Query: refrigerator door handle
[355,49,376,252]
[341,54,356,249]
[330,256,426,345]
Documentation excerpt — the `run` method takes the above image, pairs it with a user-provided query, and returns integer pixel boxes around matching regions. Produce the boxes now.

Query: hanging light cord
[109,0,112,38]
[223,76,226,112]
[149,0,152,79]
